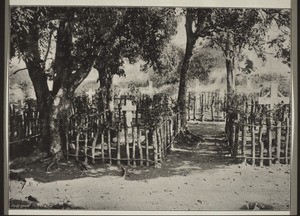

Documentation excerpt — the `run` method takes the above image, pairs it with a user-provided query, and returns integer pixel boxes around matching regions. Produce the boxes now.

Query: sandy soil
[9,122,291,211]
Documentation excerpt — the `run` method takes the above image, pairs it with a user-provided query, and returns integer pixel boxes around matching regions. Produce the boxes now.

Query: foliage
[188,48,225,84]
[226,92,290,124]
[138,93,175,128]
[150,45,224,88]
[94,8,178,78]
[263,9,291,67]
[72,94,92,115]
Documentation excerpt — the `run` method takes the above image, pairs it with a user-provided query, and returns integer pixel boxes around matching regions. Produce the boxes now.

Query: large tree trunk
[97,68,114,124]
[25,56,52,153]
[177,12,197,129]
[106,72,114,124]
[225,57,236,95]
[225,56,237,137]
[48,88,74,157]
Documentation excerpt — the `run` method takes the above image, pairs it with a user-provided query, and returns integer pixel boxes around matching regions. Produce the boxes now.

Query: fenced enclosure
[187,91,226,122]
[226,92,292,166]
[66,110,181,167]
[8,88,292,167]
[9,103,42,158]
[232,115,291,166]
[9,104,41,144]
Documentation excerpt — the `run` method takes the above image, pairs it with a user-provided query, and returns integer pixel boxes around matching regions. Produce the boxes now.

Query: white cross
[258,82,290,109]
[86,89,95,100]
[121,100,136,126]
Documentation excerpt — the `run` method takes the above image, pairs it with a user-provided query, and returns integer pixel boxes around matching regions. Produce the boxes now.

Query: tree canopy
[9,6,179,155]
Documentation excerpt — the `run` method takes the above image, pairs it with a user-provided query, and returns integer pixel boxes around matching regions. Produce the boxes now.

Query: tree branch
[43,29,54,63]
[10,68,27,77]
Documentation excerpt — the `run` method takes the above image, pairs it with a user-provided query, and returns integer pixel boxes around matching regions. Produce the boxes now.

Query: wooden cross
[121,100,136,127]
[86,89,95,100]
[258,82,290,109]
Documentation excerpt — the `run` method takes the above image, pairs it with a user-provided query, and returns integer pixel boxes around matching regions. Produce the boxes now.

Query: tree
[94,8,178,124]
[177,8,290,128]
[177,9,214,128]
[10,7,127,158]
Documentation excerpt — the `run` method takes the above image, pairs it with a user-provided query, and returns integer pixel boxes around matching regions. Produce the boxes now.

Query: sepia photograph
[5,0,296,215]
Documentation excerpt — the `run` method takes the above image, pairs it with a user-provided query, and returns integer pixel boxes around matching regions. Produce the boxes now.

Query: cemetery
[7,5,293,213]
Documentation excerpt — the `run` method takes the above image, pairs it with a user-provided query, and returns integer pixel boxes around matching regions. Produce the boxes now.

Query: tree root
[74,160,89,171]
[41,151,63,172]
[120,165,126,178]
[176,129,205,147]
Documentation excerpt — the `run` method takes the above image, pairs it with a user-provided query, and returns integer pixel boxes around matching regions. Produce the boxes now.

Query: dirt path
[9,121,290,211]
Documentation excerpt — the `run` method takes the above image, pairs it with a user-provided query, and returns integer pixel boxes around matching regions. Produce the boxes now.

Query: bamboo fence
[229,104,291,166]
[9,105,41,144]
[66,111,181,167]
[187,91,226,122]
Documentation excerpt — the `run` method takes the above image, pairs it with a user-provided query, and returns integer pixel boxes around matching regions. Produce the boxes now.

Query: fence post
[84,131,88,163]
[75,133,80,161]
[251,121,255,166]
[188,92,190,121]
[250,98,255,125]
[227,114,234,157]
[211,96,215,122]
[178,113,181,132]
[123,124,129,165]
[267,113,272,166]
[66,130,70,160]
[118,103,122,122]
[232,122,236,158]
[137,124,143,166]
[242,118,247,164]
[145,129,149,166]
[170,119,174,150]
[200,94,204,122]
[91,132,98,164]
[276,120,282,164]
[132,124,136,166]
[207,92,210,110]
[159,125,164,160]
[108,128,112,164]
[233,114,239,158]
[153,128,158,167]
[285,117,290,164]
[165,121,168,154]
[117,123,121,165]
[156,127,162,162]
[193,95,196,120]
[101,116,105,164]
[259,122,264,167]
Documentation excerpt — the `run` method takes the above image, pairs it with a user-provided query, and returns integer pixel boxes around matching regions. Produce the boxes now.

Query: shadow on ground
[9,121,240,183]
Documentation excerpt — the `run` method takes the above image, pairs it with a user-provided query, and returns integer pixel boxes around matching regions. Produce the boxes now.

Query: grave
[121,100,136,127]
[86,89,95,100]
[258,82,290,109]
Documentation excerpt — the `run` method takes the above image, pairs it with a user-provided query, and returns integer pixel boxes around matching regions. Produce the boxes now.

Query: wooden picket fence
[187,91,226,122]
[228,103,292,166]
[66,111,182,167]
[9,105,41,144]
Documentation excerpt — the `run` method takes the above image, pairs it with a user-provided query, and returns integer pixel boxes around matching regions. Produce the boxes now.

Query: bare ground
[9,121,290,211]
